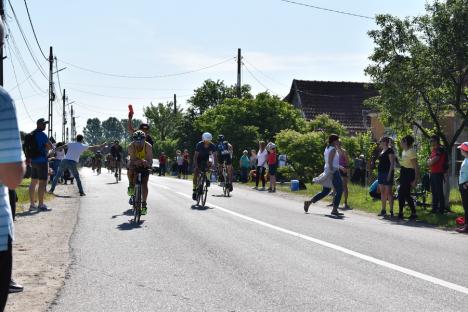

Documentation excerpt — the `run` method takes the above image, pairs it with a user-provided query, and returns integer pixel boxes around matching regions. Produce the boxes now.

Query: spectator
[398,135,419,220]
[176,150,184,179]
[267,144,277,193]
[0,75,26,310]
[250,149,257,170]
[337,142,351,209]
[182,149,190,179]
[159,152,167,176]
[49,135,105,196]
[304,134,343,216]
[50,142,65,184]
[456,142,468,233]
[239,150,250,183]
[254,141,267,191]
[427,135,448,214]
[377,136,396,217]
[26,118,53,212]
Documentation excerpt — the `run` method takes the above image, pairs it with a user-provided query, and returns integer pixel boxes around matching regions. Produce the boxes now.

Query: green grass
[14,178,53,212]
[246,179,464,228]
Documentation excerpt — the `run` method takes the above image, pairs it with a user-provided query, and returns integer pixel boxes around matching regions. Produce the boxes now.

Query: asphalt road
[51,168,468,312]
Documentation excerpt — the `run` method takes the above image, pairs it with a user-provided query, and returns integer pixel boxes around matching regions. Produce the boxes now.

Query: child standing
[267,144,277,193]
[456,142,468,233]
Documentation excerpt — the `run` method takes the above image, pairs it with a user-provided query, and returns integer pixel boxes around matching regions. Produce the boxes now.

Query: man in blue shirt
[0,18,26,308]
[28,118,52,212]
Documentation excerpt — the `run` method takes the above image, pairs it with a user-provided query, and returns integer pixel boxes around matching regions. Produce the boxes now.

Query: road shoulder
[6,184,80,312]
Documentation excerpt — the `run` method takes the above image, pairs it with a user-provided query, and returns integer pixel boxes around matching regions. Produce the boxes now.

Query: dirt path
[6,184,80,312]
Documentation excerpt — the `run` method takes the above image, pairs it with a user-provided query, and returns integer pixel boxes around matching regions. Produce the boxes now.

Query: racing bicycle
[195,166,209,208]
[114,157,121,183]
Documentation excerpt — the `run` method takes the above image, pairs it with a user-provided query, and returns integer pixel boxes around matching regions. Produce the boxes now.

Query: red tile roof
[284,80,378,133]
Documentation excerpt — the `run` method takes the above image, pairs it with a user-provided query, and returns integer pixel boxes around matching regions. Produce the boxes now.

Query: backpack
[23,130,41,160]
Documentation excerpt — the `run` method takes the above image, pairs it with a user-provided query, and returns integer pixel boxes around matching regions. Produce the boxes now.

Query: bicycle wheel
[134,184,142,223]
[201,177,208,207]
[196,173,204,206]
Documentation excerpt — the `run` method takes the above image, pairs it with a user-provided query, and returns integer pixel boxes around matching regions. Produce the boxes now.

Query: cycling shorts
[219,154,232,166]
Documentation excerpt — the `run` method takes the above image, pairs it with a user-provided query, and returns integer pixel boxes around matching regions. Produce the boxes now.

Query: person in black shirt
[377,136,396,217]
[110,141,123,180]
[192,132,217,200]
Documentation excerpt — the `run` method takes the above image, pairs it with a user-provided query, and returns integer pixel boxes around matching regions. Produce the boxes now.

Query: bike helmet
[132,130,146,142]
[218,134,225,142]
[202,132,213,142]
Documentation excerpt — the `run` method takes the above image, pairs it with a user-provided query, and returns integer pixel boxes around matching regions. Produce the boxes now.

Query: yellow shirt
[135,145,145,160]
[400,148,417,169]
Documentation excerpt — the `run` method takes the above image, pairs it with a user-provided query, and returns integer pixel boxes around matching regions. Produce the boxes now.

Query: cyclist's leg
[192,165,200,200]
[141,172,149,202]
[128,168,135,195]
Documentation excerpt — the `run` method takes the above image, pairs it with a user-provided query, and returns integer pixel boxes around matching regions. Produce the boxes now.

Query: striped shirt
[0,86,22,251]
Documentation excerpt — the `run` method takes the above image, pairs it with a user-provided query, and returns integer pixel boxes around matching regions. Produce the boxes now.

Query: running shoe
[38,204,51,212]
[141,203,147,215]
[9,280,24,293]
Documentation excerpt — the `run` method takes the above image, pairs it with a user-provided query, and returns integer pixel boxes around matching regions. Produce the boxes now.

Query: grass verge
[14,178,53,212]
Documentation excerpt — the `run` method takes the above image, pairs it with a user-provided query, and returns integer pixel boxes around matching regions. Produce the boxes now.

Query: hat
[36,118,49,125]
[457,142,468,152]
[139,123,149,130]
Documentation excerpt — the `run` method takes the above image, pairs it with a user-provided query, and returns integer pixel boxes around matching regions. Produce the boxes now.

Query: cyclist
[110,140,123,180]
[94,151,103,174]
[127,131,153,215]
[192,132,217,201]
[217,134,234,192]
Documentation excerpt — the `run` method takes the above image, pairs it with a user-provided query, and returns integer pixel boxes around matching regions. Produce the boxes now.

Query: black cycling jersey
[111,145,123,160]
[195,141,217,163]
[145,135,154,146]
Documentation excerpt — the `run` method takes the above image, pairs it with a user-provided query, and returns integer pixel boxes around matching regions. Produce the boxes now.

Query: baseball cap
[36,118,49,125]
[457,142,468,152]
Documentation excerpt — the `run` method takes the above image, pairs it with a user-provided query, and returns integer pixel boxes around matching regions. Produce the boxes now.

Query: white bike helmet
[202,132,213,142]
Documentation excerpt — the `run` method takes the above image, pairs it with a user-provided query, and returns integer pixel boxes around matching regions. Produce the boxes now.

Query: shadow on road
[117,221,145,230]
[191,205,213,211]
[324,214,346,220]
[53,194,73,199]
[111,209,134,219]
[15,210,41,218]
[106,182,118,185]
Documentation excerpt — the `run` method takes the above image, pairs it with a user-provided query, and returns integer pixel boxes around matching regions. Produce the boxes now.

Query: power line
[279,0,375,20]
[58,56,236,79]
[6,37,35,122]
[243,58,288,87]
[64,82,192,92]
[242,62,272,93]
[23,0,47,60]
[68,87,192,101]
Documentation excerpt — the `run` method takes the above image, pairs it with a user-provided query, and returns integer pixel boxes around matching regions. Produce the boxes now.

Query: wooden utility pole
[237,48,242,98]
[48,46,54,138]
[173,94,177,114]
[62,89,66,142]
[70,105,75,139]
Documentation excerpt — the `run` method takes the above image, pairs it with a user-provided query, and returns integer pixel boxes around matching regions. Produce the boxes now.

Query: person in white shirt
[49,135,105,196]
[253,141,268,191]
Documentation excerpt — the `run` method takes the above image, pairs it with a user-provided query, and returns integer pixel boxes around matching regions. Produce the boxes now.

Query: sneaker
[29,204,37,212]
[127,186,135,196]
[9,280,24,293]
[38,204,51,212]
[253,186,258,190]
[47,190,54,195]
[304,201,311,213]
[79,192,86,196]
[260,187,266,191]
[331,210,344,216]
[141,203,147,215]
[192,192,197,201]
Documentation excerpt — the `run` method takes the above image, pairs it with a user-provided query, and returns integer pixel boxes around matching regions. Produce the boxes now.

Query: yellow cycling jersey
[135,145,146,160]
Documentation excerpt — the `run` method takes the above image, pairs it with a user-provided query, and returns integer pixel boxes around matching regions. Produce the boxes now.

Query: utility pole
[66,127,69,142]
[70,105,74,139]
[48,46,54,139]
[0,0,5,87]
[62,89,66,142]
[173,94,177,114]
[237,48,242,99]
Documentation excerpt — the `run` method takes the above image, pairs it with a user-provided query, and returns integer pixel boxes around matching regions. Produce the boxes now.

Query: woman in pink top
[267,144,277,193]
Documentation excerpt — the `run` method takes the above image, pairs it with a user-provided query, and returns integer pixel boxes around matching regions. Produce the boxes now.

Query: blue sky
[3,0,427,137]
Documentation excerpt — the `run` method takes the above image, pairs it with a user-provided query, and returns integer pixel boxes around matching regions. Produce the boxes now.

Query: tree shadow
[117,220,145,230]
[191,204,213,211]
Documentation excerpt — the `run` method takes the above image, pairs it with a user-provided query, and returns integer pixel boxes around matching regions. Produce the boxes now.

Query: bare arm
[88,143,107,152]
[144,143,153,167]
[0,161,25,189]
[127,117,135,134]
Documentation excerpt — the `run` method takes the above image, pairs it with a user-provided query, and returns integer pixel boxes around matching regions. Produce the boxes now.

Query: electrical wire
[242,58,288,87]
[6,37,35,123]
[279,0,374,20]
[23,0,47,60]
[68,87,191,101]
[58,56,236,79]
[242,62,272,92]
[64,82,192,92]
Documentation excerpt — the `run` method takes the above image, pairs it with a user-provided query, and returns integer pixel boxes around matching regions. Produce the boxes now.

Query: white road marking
[170,191,468,296]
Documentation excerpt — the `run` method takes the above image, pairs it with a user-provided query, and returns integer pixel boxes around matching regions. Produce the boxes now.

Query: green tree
[307,114,347,136]
[188,79,253,115]
[102,117,124,142]
[365,0,467,155]
[83,118,103,145]
[144,102,182,141]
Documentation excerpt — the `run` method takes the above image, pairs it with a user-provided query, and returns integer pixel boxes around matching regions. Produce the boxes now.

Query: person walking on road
[49,135,105,196]
[377,136,396,217]
[0,79,26,311]
[25,118,53,212]
[398,135,419,220]
[304,134,344,216]
[456,142,468,233]
[176,150,184,179]
[337,142,351,209]
[427,135,448,214]
[254,142,268,191]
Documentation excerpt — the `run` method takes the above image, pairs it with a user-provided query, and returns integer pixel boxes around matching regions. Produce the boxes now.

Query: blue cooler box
[290,180,299,191]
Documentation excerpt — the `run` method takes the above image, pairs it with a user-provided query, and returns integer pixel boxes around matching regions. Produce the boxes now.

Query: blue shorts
[378,171,393,186]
